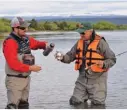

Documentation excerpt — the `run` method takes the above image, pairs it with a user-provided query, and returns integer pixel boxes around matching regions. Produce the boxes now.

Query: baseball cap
[11,17,31,28]
[76,22,93,34]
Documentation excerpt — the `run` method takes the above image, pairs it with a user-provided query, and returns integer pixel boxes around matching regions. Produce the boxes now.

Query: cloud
[0,0,126,16]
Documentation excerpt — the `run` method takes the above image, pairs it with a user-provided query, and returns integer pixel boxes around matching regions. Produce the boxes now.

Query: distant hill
[36,16,127,25]
[3,15,127,25]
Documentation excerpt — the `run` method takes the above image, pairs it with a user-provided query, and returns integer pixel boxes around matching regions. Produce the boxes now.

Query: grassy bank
[0,18,127,39]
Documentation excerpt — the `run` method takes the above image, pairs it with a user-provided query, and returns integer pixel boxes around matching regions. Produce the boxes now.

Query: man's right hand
[29,65,42,72]
[54,51,64,61]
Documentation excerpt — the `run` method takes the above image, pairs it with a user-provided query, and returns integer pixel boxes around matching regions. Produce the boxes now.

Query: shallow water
[0,31,127,109]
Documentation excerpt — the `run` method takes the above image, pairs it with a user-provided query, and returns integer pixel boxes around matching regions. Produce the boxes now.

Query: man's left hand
[96,61,104,68]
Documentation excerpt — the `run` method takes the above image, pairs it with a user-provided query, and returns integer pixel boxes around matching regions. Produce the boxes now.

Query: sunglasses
[16,27,26,30]
[80,32,85,35]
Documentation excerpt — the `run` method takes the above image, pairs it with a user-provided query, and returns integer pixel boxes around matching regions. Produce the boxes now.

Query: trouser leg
[18,77,30,109]
[70,74,88,105]
[87,74,107,105]
[5,76,29,109]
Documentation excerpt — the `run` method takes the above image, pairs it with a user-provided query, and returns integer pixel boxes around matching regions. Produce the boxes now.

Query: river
[0,31,127,109]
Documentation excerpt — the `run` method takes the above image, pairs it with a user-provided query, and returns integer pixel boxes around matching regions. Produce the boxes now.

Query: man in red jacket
[3,17,51,109]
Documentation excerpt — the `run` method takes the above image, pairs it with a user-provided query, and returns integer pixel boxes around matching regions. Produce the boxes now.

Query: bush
[93,21,117,30]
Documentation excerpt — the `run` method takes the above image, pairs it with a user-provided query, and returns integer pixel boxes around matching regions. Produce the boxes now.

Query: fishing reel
[54,51,64,61]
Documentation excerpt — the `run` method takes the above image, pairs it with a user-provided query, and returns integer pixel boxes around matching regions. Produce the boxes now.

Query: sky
[0,0,127,17]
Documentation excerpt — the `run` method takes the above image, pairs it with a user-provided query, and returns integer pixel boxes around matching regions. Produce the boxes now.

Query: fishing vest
[3,32,35,77]
[75,35,108,73]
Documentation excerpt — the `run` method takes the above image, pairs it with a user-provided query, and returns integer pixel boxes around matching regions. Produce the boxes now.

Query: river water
[0,31,127,109]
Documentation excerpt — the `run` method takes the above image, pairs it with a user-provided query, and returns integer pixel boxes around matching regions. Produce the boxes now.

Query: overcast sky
[0,0,126,16]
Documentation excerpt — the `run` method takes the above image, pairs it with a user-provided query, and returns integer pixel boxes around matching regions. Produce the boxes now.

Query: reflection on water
[0,31,127,109]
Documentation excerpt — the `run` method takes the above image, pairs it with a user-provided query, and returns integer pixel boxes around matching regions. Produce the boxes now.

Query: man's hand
[54,51,64,61]
[96,61,104,68]
[29,65,42,72]
[85,61,104,70]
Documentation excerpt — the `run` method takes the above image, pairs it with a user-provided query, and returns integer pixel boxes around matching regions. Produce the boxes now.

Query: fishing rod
[116,50,127,57]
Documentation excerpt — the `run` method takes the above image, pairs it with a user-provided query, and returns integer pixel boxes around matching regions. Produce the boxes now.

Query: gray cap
[11,17,30,27]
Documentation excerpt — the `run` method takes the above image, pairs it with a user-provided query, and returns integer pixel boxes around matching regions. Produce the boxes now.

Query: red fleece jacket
[3,36,46,73]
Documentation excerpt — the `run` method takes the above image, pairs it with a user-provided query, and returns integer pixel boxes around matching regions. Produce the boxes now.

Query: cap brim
[20,22,31,28]
[76,28,86,34]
